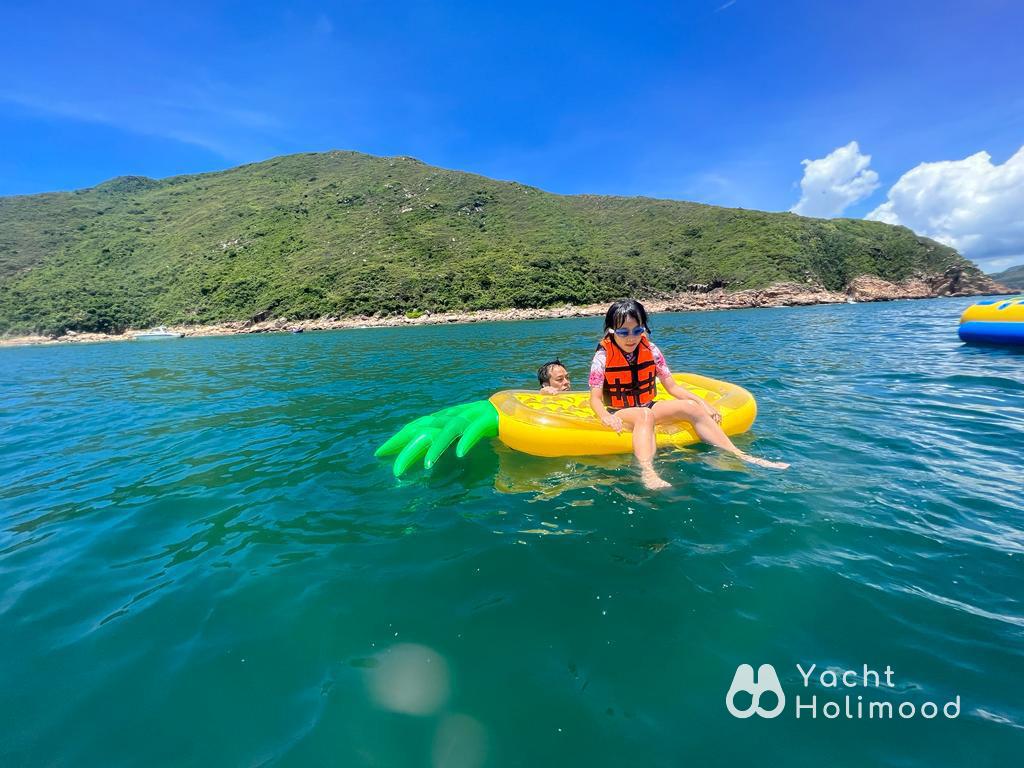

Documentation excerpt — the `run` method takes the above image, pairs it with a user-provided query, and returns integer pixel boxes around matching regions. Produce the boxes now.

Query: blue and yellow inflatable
[958,296,1024,345]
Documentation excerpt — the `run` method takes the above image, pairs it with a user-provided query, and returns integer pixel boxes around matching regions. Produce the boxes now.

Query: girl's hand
[601,413,625,433]
[704,404,722,424]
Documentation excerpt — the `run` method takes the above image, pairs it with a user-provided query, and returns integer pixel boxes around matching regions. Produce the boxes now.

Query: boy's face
[546,365,571,391]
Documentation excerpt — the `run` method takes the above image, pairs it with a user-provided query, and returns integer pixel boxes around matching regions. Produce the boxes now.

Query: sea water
[1,297,1022,766]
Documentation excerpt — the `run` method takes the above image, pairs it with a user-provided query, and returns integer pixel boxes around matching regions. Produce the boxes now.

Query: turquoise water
[2,297,1022,766]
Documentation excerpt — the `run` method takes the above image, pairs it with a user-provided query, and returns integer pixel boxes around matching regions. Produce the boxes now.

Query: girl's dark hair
[603,299,651,335]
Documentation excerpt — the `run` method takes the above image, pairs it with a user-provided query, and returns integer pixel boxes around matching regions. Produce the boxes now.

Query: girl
[588,299,788,489]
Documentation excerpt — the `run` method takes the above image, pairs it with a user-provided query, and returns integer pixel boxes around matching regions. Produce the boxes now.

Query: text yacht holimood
[727,663,961,721]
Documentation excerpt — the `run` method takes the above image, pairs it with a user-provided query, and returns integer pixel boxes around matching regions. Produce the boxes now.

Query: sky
[1,0,1022,269]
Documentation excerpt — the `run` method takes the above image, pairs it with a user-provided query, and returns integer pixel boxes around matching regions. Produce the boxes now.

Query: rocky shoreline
[1,269,1011,348]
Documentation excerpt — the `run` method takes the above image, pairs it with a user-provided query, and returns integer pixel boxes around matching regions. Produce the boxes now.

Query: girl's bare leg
[616,407,671,489]
[651,400,789,470]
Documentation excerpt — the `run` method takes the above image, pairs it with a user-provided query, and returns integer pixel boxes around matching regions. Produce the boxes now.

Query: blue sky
[1,0,1022,265]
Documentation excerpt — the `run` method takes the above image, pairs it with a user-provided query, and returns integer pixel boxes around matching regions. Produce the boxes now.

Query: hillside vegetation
[0,150,975,335]
[991,264,1024,290]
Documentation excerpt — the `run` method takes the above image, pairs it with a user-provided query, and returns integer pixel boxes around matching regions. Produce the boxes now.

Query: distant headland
[0,150,1010,344]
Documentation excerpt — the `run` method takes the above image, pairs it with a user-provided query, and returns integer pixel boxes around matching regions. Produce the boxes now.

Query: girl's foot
[641,468,672,490]
[738,452,789,470]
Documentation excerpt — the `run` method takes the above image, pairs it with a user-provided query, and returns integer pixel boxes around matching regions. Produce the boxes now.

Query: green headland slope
[0,150,979,335]
[990,264,1024,290]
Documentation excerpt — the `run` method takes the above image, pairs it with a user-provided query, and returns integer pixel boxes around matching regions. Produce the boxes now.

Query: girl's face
[610,315,645,353]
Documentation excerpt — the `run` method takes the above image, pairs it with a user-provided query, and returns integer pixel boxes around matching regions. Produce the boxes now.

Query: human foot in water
[641,467,672,490]
[737,452,790,470]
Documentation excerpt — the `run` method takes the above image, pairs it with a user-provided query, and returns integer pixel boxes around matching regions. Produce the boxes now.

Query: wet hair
[537,359,566,386]
[603,298,651,335]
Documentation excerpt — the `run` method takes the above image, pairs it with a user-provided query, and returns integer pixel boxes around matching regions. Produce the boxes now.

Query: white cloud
[790,141,880,218]
[0,82,282,162]
[866,146,1024,271]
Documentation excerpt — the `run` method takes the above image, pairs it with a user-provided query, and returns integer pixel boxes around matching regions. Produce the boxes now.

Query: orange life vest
[599,335,657,408]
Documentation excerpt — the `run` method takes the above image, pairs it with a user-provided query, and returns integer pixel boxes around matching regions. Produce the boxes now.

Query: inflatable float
[959,296,1024,345]
[375,373,757,476]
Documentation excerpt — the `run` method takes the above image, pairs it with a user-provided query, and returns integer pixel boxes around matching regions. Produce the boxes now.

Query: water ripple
[2,298,1023,765]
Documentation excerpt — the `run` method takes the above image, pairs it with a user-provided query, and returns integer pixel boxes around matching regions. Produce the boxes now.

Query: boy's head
[537,359,570,391]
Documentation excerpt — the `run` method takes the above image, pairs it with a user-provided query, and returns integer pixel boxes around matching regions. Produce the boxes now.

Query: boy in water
[538,359,571,394]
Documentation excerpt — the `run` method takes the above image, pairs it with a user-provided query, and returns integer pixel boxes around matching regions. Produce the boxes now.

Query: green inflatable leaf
[375,400,499,477]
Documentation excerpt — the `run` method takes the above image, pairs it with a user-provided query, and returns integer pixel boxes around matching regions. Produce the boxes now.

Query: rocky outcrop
[846,275,932,301]
[927,265,1011,296]
[847,267,1011,302]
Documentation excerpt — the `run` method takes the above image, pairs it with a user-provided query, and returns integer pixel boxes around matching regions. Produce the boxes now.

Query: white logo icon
[726,663,786,718]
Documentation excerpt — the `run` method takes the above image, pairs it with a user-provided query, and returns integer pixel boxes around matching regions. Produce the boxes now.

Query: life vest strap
[600,335,657,409]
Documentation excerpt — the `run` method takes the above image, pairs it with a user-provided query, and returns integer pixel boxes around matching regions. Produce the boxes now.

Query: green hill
[991,264,1024,290]
[0,150,979,336]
